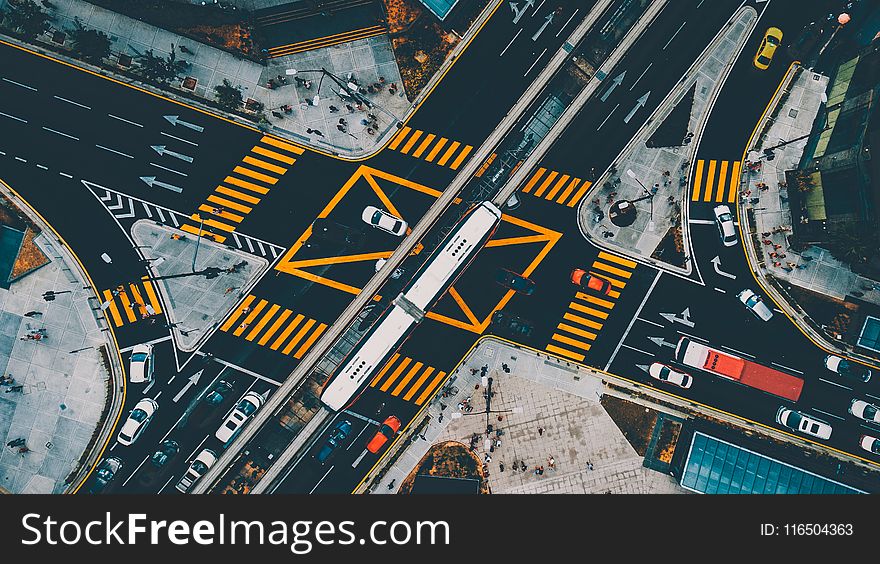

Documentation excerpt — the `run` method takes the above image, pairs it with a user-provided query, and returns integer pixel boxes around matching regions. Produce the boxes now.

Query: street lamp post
[618,169,655,231]
[191,214,205,273]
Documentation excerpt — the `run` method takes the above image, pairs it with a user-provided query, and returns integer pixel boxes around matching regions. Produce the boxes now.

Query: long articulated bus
[320,202,504,412]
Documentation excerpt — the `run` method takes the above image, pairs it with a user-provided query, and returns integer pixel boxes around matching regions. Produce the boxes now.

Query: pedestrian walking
[313,130,324,137]
[238,322,248,331]
[23,311,42,318]
[548,456,556,469]
[329,105,339,113]
[773,261,782,267]
[772,244,783,250]
[339,117,347,125]
[337,124,346,132]
[499,463,505,472]
[387,479,396,490]
[537,427,544,436]
[345,104,355,112]
[770,252,778,258]
[587,461,594,471]
[762,239,773,245]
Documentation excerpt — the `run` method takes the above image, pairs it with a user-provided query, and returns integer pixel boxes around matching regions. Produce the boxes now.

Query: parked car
[712,205,738,247]
[367,416,402,454]
[754,27,783,70]
[89,457,122,493]
[361,206,407,236]
[737,288,773,321]
[496,268,535,295]
[859,435,880,455]
[151,439,180,468]
[117,398,158,446]
[316,419,352,464]
[648,363,692,389]
[215,390,265,443]
[849,399,880,424]
[129,343,154,384]
[204,380,234,406]
[570,269,612,295]
[490,311,533,337]
[175,449,217,493]
[310,218,365,248]
[775,407,832,439]
[824,355,872,383]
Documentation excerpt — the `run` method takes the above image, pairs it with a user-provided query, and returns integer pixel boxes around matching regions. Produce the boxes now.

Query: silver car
[849,399,880,424]
[713,205,738,246]
[776,407,832,440]
[737,288,773,321]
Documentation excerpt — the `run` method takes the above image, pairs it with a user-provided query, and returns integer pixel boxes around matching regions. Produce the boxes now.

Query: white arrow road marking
[659,307,694,327]
[624,91,650,123]
[601,71,626,101]
[173,369,204,403]
[711,256,736,279]
[647,336,676,349]
[164,115,204,133]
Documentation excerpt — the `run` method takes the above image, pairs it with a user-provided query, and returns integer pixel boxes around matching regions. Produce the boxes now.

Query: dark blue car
[317,420,352,464]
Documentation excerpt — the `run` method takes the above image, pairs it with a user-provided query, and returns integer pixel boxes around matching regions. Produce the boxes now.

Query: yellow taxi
[754,27,783,70]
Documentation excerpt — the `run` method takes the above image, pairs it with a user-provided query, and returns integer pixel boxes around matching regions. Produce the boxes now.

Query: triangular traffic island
[131,220,269,352]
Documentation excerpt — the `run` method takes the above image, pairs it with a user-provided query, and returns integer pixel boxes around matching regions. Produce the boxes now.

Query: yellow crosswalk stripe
[391,361,423,397]
[551,333,592,351]
[557,323,597,341]
[293,322,327,359]
[556,178,581,204]
[193,215,237,233]
[102,290,123,327]
[424,138,447,162]
[415,370,447,405]
[252,145,296,165]
[198,204,244,223]
[207,195,253,214]
[243,156,288,175]
[545,344,584,362]
[575,292,614,310]
[221,295,256,331]
[400,130,423,154]
[727,160,741,203]
[260,136,304,155]
[608,289,621,299]
[233,299,268,336]
[597,251,637,268]
[245,304,279,341]
[371,353,400,386]
[282,318,316,355]
[545,174,570,200]
[225,176,270,194]
[591,261,632,279]
[436,141,461,166]
[533,170,559,198]
[403,366,435,401]
[715,161,729,203]
[449,145,473,170]
[233,166,278,185]
[522,168,546,193]
[563,312,603,330]
[216,186,261,204]
[270,314,304,351]
[388,126,411,151]
[117,290,137,323]
[258,309,292,346]
[569,301,609,320]
[412,134,436,158]
[180,223,226,243]
[590,271,626,288]
[692,160,704,200]
[566,180,592,207]
[380,357,412,392]
[702,160,717,202]
[141,278,162,314]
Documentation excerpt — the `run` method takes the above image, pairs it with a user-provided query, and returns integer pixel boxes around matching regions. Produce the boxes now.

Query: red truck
[675,337,803,402]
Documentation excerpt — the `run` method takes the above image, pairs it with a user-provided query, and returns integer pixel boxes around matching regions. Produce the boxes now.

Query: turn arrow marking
[711,256,736,279]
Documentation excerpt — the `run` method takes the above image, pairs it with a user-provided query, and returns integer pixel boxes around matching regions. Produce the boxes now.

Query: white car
[859,435,880,455]
[849,399,880,424]
[648,363,692,389]
[117,398,158,446]
[775,407,833,440]
[215,390,265,443]
[713,204,738,247]
[361,206,407,236]
[175,448,217,493]
[737,288,773,321]
[129,343,155,384]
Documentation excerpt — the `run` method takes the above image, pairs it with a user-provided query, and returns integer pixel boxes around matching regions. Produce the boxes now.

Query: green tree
[827,223,880,266]
[135,46,189,83]
[214,79,243,111]
[3,0,49,39]
[70,17,110,64]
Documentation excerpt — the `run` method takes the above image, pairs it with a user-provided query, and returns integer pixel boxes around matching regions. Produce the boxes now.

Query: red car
[367,415,402,454]
[570,269,612,295]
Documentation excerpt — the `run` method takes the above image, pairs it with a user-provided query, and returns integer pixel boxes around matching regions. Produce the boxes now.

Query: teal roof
[418,0,458,20]
[680,432,864,494]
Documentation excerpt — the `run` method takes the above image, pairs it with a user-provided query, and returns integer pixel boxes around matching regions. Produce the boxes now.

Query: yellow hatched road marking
[258,309,292,345]
[727,160,741,203]
[117,290,137,323]
[545,344,584,362]
[591,261,632,279]
[415,370,447,405]
[436,141,460,166]
[270,314,304,351]
[282,318,316,355]
[533,170,558,197]
[233,299,268,336]
[260,135,304,155]
[391,362,423,397]
[563,312,603,330]
[207,194,253,214]
[140,278,162,313]
[702,160,717,202]
[400,130,423,154]
[692,160,705,200]
[246,304,279,341]
[597,251,637,268]
[522,168,545,193]
[424,138,447,162]
[243,156,288,175]
[575,292,615,309]
[715,161,729,203]
[198,204,244,223]
[380,357,412,392]
[216,186,261,204]
[412,133,436,158]
[252,145,296,165]
[371,353,400,387]
[557,323,597,341]
[221,295,256,331]
[403,366,435,401]
[551,333,592,351]
[388,126,411,150]
[556,177,580,204]
[569,301,609,320]
[294,323,327,359]
[566,180,592,207]
[545,174,570,200]
[225,176,270,194]
[233,166,278,185]
[102,290,123,327]
[449,145,473,170]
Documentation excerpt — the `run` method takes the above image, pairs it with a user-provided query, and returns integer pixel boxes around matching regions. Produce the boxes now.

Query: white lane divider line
[2,77,37,91]
[0,111,27,123]
[663,21,687,51]
[557,8,579,37]
[630,62,653,91]
[96,144,134,159]
[59,172,73,179]
[108,113,144,127]
[150,162,188,177]
[160,131,199,146]
[42,126,79,141]
[53,95,91,110]
[524,48,548,77]
[36,164,48,170]
[501,29,522,57]
[14,157,26,163]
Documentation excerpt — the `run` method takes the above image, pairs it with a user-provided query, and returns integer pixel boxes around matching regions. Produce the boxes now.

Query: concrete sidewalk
[577,7,757,273]
[366,337,684,494]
